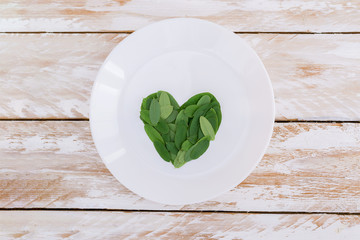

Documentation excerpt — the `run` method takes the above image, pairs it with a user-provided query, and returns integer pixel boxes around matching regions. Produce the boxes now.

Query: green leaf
[181,93,213,109]
[155,119,169,134]
[170,153,177,163]
[159,92,171,107]
[212,105,222,127]
[149,99,161,125]
[162,132,171,142]
[166,142,178,155]
[193,102,212,120]
[165,110,178,123]
[141,97,148,110]
[205,108,219,132]
[181,93,203,108]
[188,135,197,144]
[175,120,187,149]
[184,149,192,163]
[168,123,176,132]
[153,141,171,162]
[169,129,176,142]
[175,110,188,125]
[188,103,210,141]
[197,95,211,106]
[200,116,215,140]
[187,118,192,137]
[173,150,186,168]
[145,95,156,109]
[168,123,176,142]
[168,93,180,109]
[181,140,193,151]
[188,118,199,139]
[140,109,151,124]
[198,127,204,139]
[189,137,210,159]
[184,104,199,117]
[160,105,173,119]
[144,124,164,144]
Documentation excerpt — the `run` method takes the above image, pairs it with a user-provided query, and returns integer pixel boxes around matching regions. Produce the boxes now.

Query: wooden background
[0,0,359,239]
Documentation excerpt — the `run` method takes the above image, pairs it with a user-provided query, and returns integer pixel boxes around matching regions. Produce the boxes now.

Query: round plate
[90,18,274,205]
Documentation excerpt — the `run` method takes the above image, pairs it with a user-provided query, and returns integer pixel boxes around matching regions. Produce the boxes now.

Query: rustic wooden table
[0,0,359,239]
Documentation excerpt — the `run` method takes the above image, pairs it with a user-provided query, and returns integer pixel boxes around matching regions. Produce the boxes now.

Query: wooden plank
[0,34,126,119]
[0,211,359,239]
[0,121,359,212]
[1,34,359,121]
[249,34,360,121]
[1,0,359,32]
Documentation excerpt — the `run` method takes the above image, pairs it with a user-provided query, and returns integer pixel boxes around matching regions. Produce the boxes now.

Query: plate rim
[90,18,275,205]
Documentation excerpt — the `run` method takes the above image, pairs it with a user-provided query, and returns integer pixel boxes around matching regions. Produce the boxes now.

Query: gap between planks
[0,118,89,121]
[2,31,360,34]
[0,119,360,124]
[0,208,359,215]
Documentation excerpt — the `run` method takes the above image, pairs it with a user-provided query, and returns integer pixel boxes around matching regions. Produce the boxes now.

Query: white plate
[90,18,274,205]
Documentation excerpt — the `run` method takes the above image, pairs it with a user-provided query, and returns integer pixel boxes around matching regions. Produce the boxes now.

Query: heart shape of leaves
[140,91,222,168]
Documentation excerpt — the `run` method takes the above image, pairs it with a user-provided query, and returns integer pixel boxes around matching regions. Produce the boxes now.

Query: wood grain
[0,121,359,212]
[0,211,359,239]
[1,0,359,32]
[0,34,359,120]
[0,34,126,119]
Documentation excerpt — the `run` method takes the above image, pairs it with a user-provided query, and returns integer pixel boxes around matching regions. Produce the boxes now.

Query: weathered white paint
[0,0,358,236]
[0,211,359,239]
[0,122,359,212]
[0,0,359,32]
[0,34,126,119]
[273,124,360,150]
[243,34,360,121]
[0,34,359,120]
